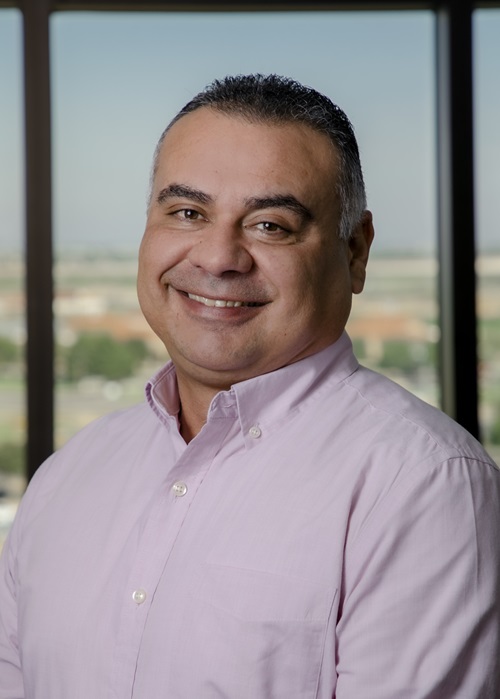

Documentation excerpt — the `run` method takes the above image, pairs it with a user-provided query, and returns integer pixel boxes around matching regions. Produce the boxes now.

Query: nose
[186,223,253,277]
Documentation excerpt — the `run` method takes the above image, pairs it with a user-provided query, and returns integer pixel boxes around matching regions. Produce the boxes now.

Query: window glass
[51,10,437,448]
[474,9,500,463]
[0,8,25,549]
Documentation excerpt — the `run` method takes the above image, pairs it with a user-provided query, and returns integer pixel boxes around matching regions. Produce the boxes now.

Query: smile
[187,293,262,308]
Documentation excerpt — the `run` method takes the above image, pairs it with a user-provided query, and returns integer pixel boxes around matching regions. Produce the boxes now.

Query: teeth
[188,293,254,308]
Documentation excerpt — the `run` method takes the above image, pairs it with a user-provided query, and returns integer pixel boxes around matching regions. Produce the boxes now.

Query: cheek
[140,226,194,275]
[137,256,154,301]
[137,236,166,306]
[294,252,333,296]
[138,231,156,271]
[138,231,172,283]
[261,250,310,291]
[306,250,351,310]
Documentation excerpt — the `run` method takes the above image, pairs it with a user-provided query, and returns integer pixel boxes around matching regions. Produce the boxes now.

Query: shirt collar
[146,361,181,429]
[146,332,358,446]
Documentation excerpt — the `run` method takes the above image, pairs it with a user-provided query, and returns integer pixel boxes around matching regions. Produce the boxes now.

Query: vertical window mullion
[436,0,479,438]
[23,0,54,480]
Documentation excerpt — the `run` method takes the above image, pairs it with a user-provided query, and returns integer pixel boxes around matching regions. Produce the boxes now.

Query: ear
[348,210,374,295]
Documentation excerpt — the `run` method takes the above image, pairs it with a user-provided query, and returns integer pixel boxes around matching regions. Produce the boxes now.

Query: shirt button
[172,481,188,497]
[132,589,147,605]
[248,425,262,439]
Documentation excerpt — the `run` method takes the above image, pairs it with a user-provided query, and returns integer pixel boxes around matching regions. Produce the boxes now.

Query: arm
[336,457,500,698]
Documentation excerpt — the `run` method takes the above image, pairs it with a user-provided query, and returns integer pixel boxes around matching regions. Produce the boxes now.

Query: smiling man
[1,74,499,698]
[137,102,371,441]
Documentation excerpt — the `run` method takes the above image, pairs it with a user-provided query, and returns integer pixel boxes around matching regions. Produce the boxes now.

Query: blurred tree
[0,337,18,364]
[379,340,434,375]
[490,413,500,445]
[63,333,149,382]
[351,338,366,359]
[0,443,24,475]
[379,340,415,373]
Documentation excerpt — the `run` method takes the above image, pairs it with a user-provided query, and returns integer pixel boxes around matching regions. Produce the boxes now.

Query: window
[50,10,438,447]
[474,8,500,463]
[0,8,25,548]
[0,2,495,494]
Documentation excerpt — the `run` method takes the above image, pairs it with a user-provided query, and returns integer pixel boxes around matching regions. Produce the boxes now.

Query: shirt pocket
[189,562,337,699]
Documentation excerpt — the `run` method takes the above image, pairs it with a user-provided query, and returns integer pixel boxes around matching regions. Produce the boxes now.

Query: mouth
[186,292,265,308]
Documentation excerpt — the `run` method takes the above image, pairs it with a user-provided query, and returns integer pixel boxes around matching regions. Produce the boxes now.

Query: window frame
[1,0,496,478]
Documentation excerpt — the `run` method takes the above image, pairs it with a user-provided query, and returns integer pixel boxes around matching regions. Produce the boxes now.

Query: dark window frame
[1,0,497,479]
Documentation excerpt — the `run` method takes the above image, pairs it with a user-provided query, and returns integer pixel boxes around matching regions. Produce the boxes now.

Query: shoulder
[300,361,500,540]
[55,401,156,462]
[338,364,496,467]
[17,402,161,517]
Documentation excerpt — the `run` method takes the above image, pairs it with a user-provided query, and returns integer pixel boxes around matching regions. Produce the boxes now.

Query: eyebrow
[157,184,313,223]
[157,184,213,206]
[244,194,313,223]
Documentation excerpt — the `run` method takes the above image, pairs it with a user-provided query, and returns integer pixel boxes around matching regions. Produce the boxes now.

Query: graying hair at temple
[149,74,367,241]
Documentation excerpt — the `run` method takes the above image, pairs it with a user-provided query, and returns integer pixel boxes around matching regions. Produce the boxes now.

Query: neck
[176,374,224,443]
[178,403,205,443]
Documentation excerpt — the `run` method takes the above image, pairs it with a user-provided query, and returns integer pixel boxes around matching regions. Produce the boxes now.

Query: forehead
[154,108,339,193]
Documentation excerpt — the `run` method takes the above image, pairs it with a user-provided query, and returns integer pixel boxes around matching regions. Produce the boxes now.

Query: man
[1,74,499,698]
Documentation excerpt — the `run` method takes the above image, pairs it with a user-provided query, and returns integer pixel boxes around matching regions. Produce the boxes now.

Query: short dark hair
[150,74,367,240]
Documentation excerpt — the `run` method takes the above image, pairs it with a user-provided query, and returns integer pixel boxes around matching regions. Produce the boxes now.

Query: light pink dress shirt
[1,333,499,698]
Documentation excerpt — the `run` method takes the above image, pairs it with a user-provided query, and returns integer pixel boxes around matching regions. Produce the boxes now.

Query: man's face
[138,108,373,391]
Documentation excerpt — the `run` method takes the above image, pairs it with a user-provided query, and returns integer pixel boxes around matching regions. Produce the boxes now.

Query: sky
[0,8,499,254]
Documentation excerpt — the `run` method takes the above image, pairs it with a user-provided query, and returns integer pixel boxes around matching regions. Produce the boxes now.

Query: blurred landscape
[1,249,499,547]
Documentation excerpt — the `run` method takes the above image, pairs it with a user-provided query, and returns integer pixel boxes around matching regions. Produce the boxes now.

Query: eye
[257,221,282,233]
[247,217,296,243]
[254,221,292,237]
[175,208,202,220]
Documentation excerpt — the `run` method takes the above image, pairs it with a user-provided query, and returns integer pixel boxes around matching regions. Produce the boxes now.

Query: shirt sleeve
[0,516,25,698]
[335,456,500,698]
